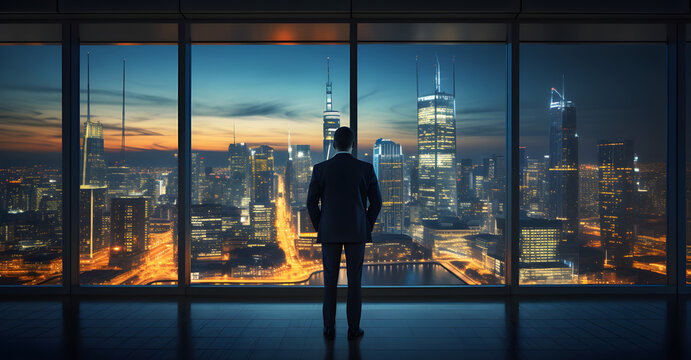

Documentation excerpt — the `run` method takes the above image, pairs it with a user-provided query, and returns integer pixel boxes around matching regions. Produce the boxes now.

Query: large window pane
[0,45,62,285]
[520,44,666,284]
[191,45,349,284]
[78,45,178,285]
[358,44,507,285]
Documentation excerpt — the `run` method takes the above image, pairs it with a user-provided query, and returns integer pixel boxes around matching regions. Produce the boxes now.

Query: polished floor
[0,296,688,359]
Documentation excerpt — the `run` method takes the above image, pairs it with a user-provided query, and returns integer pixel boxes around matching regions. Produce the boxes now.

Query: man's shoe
[323,327,335,339]
[347,328,364,339]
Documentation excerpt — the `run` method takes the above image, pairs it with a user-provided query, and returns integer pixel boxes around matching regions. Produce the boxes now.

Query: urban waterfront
[305,263,466,286]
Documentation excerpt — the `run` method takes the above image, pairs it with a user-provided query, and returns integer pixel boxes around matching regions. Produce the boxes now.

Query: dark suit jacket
[306,153,382,244]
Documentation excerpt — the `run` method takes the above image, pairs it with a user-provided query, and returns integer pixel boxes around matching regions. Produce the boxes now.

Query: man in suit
[307,126,382,340]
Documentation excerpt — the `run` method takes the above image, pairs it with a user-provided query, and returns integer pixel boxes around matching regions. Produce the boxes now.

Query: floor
[0,296,688,360]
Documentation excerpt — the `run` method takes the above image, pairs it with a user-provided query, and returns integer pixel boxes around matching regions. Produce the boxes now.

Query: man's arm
[306,165,322,232]
[366,163,382,233]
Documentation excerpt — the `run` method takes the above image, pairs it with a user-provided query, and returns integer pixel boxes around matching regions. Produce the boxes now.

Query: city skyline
[0,43,671,286]
[0,44,666,168]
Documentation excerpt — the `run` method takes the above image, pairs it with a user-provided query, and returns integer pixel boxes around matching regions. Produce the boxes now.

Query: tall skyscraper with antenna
[322,57,340,161]
[547,77,579,269]
[416,55,457,221]
[81,51,107,187]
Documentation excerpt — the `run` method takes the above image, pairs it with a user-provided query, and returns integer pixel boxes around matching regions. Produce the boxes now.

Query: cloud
[100,122,164,137]
[193,100,319,123]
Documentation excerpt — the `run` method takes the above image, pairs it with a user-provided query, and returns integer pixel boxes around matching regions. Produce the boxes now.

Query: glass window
[358,44,507,285]
[78,45,178,285]
[191,44,349,284]
[520,43,667,284]
[0,45,63,285]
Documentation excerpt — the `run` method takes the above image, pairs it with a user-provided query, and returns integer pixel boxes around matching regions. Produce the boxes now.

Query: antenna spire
[434,54,441,92]
[452,56,456,97]
[325,57,333,111]
[415,55,419,99]
[87,51,91,124]
[233,122,236,144]
[562,74,566,101]
[121,57,126,164]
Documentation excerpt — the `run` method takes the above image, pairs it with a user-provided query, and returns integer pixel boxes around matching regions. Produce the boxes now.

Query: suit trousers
[321,242,366,331]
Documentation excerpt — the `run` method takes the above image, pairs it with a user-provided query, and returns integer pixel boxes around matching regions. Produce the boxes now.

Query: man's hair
[333,126,354,151]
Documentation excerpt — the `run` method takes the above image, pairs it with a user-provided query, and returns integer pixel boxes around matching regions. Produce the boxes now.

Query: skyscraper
[518,217,574,284]
[416,56,457,220]
[598,140,635,269]
[228,136,251,208]
[373,138,405,233]
[79,185,106,258]
[191,152,206,205]
[291,144,312,207]
[322,57,340,161]
[109,196,149,268]
[191,204,223,260]
[250,145,275,205]
[81,52,106,187]
[547,82,578,266]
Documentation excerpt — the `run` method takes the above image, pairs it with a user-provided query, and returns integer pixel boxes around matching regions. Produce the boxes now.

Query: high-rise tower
[373,139,405,233]
[81,51,107,187]
[598,140,635,269]
[323,57,340,161]
[228,124,251,208]
[547,79,579,267]
[416,55,457,220]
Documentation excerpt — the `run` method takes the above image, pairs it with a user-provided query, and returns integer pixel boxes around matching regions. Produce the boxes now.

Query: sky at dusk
[0,42,669,168]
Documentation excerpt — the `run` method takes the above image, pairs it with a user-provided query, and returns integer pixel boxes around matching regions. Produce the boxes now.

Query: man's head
[333,126,354,152]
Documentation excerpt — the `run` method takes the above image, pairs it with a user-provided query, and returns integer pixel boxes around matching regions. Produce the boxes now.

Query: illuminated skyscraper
[547,81,578,266]
[598,140,635,269]
[291,144,312,207]
[250,145,275,205]
[250,204,275,245]
[81,52,106,187]
[228,135,251,208]
[416,56,457,220]
[79,185,106,258]
[191,152,205,205]
[191,204,223,260]
[518,217,574,284]
[373,139,404,233]
[109,196,149,268]
[323,57,340,160]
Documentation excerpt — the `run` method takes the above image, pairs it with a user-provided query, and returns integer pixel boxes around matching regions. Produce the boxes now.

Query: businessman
[306,126,382,340]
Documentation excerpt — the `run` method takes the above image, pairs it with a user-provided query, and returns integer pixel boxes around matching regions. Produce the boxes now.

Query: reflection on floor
[0,296,688,359]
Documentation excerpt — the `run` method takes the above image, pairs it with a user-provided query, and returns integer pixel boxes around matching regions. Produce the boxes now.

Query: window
[78,43,178,285]
[0,44,63,285]
[190,24,350,284]
[358,43,507,285]
[519,25,667,284]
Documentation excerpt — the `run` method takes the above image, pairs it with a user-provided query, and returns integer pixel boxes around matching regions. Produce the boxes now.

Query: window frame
[0,19,685,296]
